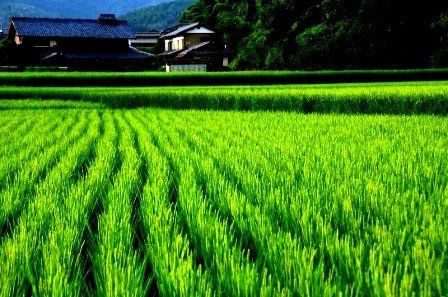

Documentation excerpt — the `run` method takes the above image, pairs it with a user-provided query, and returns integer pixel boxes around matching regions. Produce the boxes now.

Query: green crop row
[2,69,448,86]
[1,81,448,114]
[0,106,447,296]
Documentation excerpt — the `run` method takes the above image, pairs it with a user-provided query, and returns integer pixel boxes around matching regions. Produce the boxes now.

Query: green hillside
[123,0,196,31]
[0,3,53,31]
[1,0,173,20]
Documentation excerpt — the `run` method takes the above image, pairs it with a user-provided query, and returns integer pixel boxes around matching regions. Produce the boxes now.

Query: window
[165,40,173,52]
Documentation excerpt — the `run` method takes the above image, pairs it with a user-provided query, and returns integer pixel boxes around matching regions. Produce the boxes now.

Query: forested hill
[181,0,448,69]
[0,0,173,30]
[123,0,196,31]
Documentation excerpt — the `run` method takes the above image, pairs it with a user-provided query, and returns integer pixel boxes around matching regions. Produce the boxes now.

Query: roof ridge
[161,22,201,38]
[12,16,127,23]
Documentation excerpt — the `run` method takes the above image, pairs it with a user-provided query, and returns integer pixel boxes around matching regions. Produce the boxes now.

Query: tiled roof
[135,32,161,38]
[174,42,228,59]
[42,47,152,60]
[161,23,190,35]
[176,41,210,58]
[161,23,200,38]
[186,28,215,34]
[11,16,135,39]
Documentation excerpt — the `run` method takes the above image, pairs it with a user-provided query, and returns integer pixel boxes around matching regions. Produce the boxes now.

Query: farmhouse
[6,14,152,68]
[160,23,230,72]
[130,29,161,49]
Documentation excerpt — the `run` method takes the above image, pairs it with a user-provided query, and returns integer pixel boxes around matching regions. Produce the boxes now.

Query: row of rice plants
[92,112,148,296]
[0,114,22,134]
[1,81,447,113]
[134,111,281,295]
[0,112,72,189]
[2,69,448,86]
[0,99,105,110]
[0,114,36,147]
[125,112,214,296]
[0,112,86,231]
[150,110,448,295]
[0,107,446,295]
[36,111,121,296]
[154,112,330,295]
[0,111,102,296]
[0,111,81,190]
[0,113,51,157]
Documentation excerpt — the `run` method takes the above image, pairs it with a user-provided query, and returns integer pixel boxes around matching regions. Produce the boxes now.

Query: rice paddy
[0,81,448,113]
[0,74,447,296]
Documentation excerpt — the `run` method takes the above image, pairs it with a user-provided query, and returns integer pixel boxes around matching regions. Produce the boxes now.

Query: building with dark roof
[159,23,230,72]
[6,14,152,68]
[130,29,161,49]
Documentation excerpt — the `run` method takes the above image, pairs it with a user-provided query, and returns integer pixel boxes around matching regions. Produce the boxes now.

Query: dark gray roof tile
[12,17,135,39]
[42,47,152,60]
[161,23,200,39]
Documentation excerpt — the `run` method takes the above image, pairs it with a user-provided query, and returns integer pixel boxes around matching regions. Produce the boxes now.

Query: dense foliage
[123,0,196,31]
[181,0,448,69]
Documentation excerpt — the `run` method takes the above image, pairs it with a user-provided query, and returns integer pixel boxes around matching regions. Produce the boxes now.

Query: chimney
[99,14,117,24]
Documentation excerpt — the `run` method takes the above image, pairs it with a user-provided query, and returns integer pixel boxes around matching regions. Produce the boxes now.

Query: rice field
[1,69,448,86]
[0,81,448,113]
[0,98,447,296]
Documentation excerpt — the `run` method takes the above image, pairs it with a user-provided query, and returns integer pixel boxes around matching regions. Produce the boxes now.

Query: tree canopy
[181,0,448,69]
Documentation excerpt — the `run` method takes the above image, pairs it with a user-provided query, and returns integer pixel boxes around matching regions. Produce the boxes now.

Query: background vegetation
[122,0,196,31]
[181,0,448,70]
[0,0,173,29]
[3,0,448,71]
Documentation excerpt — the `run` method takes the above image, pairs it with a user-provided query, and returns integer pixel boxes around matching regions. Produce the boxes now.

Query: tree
[181,0,448,69]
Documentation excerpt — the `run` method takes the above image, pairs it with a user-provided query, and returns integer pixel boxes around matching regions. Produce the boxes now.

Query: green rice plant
[0,115,27,138]
[0,115,42,150]
[0,105,446,296]
[0,99,105,110]
[0,113,70,189]
[126,111,214,296]
[0,111,101,296]
[139,111,285,296]
[2,69,448,87]
[0,111,87,231]
[36,111,120,296]
[154,112,330,296]
[0,81,448,114]
[154,110,448,296]
[92,111,148,296]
